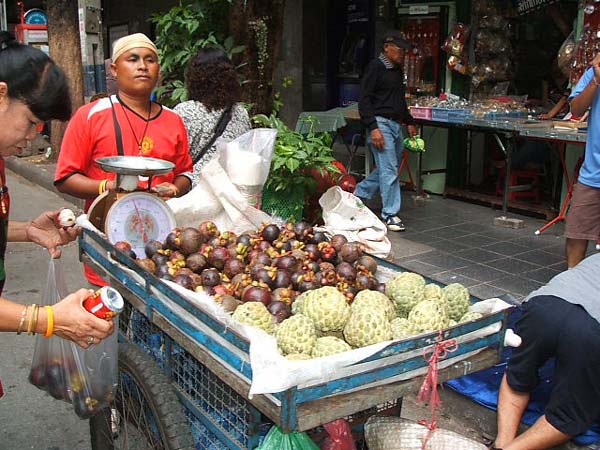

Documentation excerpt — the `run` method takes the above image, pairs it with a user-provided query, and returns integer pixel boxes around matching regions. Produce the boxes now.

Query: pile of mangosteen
[114,221,384,324]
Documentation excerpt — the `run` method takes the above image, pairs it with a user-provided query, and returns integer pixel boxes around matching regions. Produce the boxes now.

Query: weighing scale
[88,156,177,257]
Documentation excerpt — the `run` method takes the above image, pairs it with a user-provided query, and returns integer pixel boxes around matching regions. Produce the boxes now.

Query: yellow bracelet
[44,306,54,338]
[17,305,28,335]
[98,179,107,195]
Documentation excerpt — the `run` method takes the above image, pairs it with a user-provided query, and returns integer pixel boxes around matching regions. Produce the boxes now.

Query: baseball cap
[112,33,158,62]
[382,33,411,49]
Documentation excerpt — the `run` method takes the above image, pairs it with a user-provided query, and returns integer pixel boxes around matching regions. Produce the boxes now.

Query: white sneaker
[385,216,406,232]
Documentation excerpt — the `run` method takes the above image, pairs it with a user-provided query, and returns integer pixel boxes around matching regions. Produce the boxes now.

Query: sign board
[516,0,560,15]
[409,5,429,15]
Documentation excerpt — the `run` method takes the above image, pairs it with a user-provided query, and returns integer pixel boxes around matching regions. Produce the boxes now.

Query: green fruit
[232,302,275,334]
[344,308,392,347]
[408,299,449,333]
[386,272,426,317]
[276,314,318,356]
[312,336,352,358]
[443,283,471,321]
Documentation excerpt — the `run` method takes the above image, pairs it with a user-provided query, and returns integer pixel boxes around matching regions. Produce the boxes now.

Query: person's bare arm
[571,54,600,117]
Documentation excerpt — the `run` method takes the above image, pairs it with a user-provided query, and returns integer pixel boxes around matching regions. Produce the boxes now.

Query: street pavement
[0,170,90,450]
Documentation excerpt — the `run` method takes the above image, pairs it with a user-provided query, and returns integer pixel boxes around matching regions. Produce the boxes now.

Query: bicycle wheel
[90,342,194,450]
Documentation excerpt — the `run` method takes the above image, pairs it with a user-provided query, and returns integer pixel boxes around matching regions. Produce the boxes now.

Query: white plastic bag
[365,416,487,450]
[318,186,391,258]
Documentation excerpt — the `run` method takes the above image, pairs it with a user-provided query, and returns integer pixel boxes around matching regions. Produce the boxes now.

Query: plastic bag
[321,419,356,450]
[441,22,470,57]
[364,416,487,450]
[257,425,320,450]
[29,258,118,419]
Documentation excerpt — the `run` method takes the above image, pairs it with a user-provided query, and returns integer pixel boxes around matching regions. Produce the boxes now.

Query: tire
[90,342,194,450]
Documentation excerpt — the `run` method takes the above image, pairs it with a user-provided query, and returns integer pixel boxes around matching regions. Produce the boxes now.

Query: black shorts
[506,295,600,436]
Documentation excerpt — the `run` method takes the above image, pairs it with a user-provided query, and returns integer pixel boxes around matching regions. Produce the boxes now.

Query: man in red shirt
[55,33,193,285]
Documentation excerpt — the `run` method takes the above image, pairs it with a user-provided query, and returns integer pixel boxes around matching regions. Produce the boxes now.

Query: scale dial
[105,192,176,257]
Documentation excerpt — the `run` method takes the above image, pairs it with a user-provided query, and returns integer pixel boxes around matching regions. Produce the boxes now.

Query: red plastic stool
[496,168,541,203]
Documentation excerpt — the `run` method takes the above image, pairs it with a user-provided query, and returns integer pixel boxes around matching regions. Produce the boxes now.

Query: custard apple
[386,272,426,317]
[302,286,351,332]
[352,290,396,321]
[449,319,458,327]
[408,299,449,333]
[423,283,448,303]
[443,283,471,321]
[391,317,416,340]
[286,353,312,361]
[344,308,392,347]
[312,336,352,358]
[459,311,483,323]
[276,314,318,356]
[232,302,275,334]
[292,291,308,315]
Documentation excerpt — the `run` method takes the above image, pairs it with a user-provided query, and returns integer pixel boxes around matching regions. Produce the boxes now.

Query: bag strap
[192,107,232,165]
[108,96,124,156]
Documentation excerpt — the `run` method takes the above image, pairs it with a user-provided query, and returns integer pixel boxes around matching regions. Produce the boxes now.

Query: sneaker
[385,215,405,232]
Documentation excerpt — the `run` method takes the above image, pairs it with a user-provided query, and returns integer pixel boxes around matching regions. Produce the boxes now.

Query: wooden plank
[294,348,498,432]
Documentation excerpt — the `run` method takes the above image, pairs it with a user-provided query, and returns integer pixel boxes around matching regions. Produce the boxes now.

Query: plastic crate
[410,106,432,120]
[431,107,453,122]
[447,109,470,123]
[261,185,304,222]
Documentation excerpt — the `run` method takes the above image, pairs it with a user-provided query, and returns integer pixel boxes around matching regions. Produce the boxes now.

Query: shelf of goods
[79,228,510,449]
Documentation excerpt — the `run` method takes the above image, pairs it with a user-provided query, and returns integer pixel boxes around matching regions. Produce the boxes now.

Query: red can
[83,287,124,319]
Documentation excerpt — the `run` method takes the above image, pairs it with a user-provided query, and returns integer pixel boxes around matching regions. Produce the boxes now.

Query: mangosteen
[198,221,219,241]
[251,252,273,267]
[271,287,296,305]
[242,286,271,305]
[190,273,203,289]
[208,246,230,270]
[336,262,357,282]
[186,253,208,274]
[284,239,304,252]
[354,255,378,274]
[375,283,386,293]
[46,363,67,400]
[179,227,203,255]
[355,272,376,291]
[202,285,216,296]
[291,269,307,290]
[164,228,182,250]
[218,294,242,313]
[28,365,47,388]
[303,260,320,273]
[330,234,348,252]
[156,264,171,279]
[201,268,221,287]
[261,224,281,243]
[136,258,157,274]
[303,243,321,261]
[253,267,276,289]
[273,269,292,289]
[175,267,194,277]
[113,240,132,252]
[339,242,363,264]
[231,273,251,298]
[276,255,299,274]
[267,301,291,323]
[152,252,168,267]
[293,221,313,242]
[170,251,186,265]
[224,258,246,278]
[174,274,194,291]
[220,231,237,246]
[213,284,233,296]
[318,242,338,263]
[309,231,328,245]
[316,268,338,287]
[237,234,252,246]
[124,249,137,260]
[144,239,163,258]
[297,272,321,292]
[256,240,272,252]
[343,285,358,302]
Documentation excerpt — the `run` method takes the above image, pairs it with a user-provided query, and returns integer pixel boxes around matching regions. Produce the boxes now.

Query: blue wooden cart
[79,228,509,449]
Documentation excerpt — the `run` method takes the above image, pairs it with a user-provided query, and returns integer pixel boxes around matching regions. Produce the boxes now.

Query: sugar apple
[232,302,275,334]
[408,299,449,333]
[386,272,426,317]
[344,308,392,347]
[302,286,351,332]
[291,291,308,315]
[448,319,458,327]
[276,314,318,356]
[423,283,448,303]
[459,311,483,323]
[286,353,312,361]
[391,317,416,340]
[312,336,352,358]
[352,290,396,321]
[443,283,471,321]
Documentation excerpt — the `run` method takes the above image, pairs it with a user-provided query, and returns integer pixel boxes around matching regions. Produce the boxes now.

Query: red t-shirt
[55,95,193,285]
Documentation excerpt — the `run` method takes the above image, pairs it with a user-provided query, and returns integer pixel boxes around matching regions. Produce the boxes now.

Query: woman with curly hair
[174,47,251,184]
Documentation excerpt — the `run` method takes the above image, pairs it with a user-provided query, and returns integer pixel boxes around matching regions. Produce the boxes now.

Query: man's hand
[593,53,600,83]
[26,210,81,258]
[407,124,418,138]
[370,128,385,149]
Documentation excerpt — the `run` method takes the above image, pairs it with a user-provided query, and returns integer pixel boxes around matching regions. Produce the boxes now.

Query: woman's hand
[370,128,385,149]
[52,288,114,349]
[152,182,179,199]
[26,209,81,258]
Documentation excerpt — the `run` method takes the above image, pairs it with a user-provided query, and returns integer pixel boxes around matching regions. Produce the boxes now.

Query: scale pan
[95,156,175,176]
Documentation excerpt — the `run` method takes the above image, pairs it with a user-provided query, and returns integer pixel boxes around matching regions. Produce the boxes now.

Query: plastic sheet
[29,258,118,419]
[321,419,356,450]
[257,425,320,450]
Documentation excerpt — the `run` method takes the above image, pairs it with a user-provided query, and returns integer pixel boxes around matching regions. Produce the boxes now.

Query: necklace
[117,95,152,154]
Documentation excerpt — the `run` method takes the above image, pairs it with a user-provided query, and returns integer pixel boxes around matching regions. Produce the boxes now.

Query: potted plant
[253,113,339,221]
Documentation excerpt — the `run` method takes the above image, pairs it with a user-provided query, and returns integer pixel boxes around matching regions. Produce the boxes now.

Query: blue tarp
[445,308,600,446]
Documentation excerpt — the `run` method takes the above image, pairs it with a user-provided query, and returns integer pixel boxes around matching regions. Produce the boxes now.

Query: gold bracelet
[33,304,40,335]
[17,305,28,335]
[27,304,37,335]
[98,179,107,195]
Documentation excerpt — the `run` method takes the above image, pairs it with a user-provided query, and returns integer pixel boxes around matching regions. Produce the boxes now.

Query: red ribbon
[417,330,458,450]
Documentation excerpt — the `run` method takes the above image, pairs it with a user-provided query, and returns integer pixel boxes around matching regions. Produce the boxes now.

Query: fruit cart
[79,227,510,449]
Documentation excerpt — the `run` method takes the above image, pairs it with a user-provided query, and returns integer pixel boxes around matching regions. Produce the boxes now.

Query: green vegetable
[404,135,426,153]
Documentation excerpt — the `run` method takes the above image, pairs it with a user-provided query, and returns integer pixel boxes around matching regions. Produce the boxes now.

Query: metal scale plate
[88,156,177,257]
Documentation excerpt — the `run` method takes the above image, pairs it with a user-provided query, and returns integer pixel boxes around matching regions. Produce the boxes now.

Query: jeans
[354,116,404,220]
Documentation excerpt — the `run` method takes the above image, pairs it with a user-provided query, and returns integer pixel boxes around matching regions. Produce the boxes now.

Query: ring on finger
[88,336,95,345]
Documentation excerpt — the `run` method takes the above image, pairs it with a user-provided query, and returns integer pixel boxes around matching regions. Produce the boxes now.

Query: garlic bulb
[58,208,76,227]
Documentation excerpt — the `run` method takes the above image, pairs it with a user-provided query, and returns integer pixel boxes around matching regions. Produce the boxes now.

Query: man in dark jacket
[354,32,417,232]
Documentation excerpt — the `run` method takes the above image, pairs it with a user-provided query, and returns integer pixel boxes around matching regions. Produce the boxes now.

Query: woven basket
[261,185,304,222]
